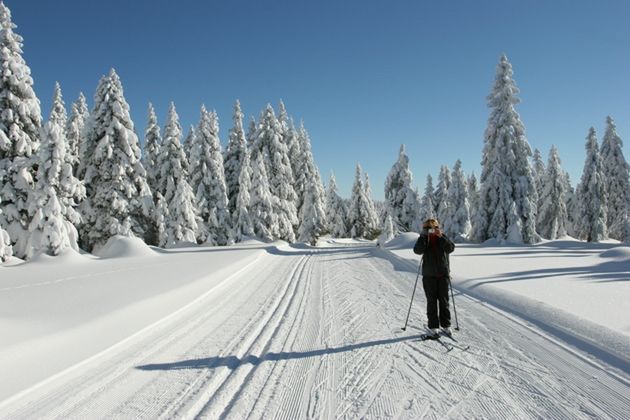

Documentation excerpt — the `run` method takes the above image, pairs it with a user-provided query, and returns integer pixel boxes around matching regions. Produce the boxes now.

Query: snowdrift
[95,236,158,259]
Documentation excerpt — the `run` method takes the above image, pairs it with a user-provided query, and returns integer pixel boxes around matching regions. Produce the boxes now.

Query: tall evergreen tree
[80,70,153,251]
[232,148,254,242]
[154,191,169,248]
[142,103,161,195]
[474,54,539,243]
[435,165,451,226]
[348,164,378,239]
[363,172,379,231]
[418,174,435,223]
[384,144,416,232]
[249,153,275,241]
[49,82,67,137]
[0,2,42,258]
[295,122,326,221]
[182,125,196,163]
[158,102,199,244]
[224,100,248,217]
[600,116,630,240]
[66,92,89,173]
[298,177,327,245]
[190,106,232,245]
[564,172,578,238]
[444,160,471,240]
[537,145,568,239]
[0,198,11,261]
[532,148,545,206]
[325,172,348,238]
[27,119,84,257]
[250,104,298,242]
[576,128,607,242]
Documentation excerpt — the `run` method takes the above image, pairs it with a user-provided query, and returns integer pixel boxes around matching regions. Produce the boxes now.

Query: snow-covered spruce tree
[249,153,276,241]
[537,145,568,240]
[26,115,85,258]
[48,82,67,137]
[158,102,199,245]
[564,172,578,238]
[224,99,248,217]
[467,172,479,215]
[473,54,539,244]
[600,116,630,240]
[384,144,417,232]
[80,70,153,251]
[232,148,254,242]
[182,125,196,164]
[444,160,471,240]
[0,198,12,261]
[418,174,435,223]
[295,122,326,223]
[298,176,326,245]
[348,164,378,239]
[532,148,545,202]
[190,106,232,245]
[246,116,257,147]
[0,1,42,258]
[66,92,88,173]
[325,172,348,238]
[250,104,298,242]
[154,192,169,248]
[142,103,161,195]
[435,165,451,227]
[377,214,395,246]
[576,127,607,242]
[363,172,380,233]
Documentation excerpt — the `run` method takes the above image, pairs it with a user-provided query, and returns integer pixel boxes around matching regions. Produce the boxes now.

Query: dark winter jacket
[413,231,455,278]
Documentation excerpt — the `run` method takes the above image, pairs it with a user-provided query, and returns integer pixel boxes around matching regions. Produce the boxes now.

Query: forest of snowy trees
[0,2,629,262]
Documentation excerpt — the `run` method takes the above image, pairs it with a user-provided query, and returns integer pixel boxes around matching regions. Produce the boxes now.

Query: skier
[413,218,455,337]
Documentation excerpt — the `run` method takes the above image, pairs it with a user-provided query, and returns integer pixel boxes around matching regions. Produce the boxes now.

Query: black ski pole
[448,276,460,330]
[402,258,422,331]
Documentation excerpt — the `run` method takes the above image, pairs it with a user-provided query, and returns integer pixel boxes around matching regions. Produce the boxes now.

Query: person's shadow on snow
[136,334,425,372]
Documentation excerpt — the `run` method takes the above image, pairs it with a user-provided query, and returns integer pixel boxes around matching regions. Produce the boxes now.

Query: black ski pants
[422,276,451,329]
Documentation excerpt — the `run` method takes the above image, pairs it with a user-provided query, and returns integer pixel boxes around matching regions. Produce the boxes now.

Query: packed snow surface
[1,238,629,418]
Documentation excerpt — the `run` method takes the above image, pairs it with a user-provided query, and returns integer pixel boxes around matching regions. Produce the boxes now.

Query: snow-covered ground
[1,236,629,418]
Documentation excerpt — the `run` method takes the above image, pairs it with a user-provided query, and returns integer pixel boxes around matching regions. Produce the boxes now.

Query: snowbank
[95,235,158,259]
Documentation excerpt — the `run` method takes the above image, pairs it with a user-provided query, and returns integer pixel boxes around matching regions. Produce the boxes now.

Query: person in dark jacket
[413,218,455,336]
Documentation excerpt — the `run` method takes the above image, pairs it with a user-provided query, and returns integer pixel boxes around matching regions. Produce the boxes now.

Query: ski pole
[402,259,422,331]
[448,276,460,330]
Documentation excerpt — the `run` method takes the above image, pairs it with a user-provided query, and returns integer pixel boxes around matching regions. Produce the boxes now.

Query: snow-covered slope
[1,239,629,418]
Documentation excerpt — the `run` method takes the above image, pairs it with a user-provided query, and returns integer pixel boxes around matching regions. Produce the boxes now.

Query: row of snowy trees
[382,55,630,244]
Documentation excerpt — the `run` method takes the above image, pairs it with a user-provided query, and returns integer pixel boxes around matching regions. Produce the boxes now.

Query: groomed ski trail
[1,242,629,419]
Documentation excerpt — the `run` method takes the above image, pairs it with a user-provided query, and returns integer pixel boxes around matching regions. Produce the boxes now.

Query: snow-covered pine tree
[158,102,199,245]
[435,165,451,227]
[190,106,232,245]
[474,54,539,244]
[564,172,578,238]
[0,198,12,261]
[325,172,348,238]
[27,120,86,257]
[537,145,568,239]
[66,92,89,174]
[532,148,545,202]
[250,104,298,242]
[246,116,257,147]
[49,82,67,137]
[80,70,154,251]
[295,122,326,223]
[224,99,248,217]
[154,192,169,248]
[142,103,161,195]
[576,127,607,242]
[0,2,42,258]
[232,148,254,242]
[298,176,326,245]
[377,214,395,246]
[418,174,435,223]
[363,172,380,234]
[348,164,378,239]
[249,153,276,241]
[467,172,479,213]
[182,125,196,164]
[384,145,417,232]
[600,116,630,240]
[444,160,471,240]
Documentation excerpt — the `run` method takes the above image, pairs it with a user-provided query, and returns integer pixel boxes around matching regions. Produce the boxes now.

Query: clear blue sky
[9,0,630,200]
